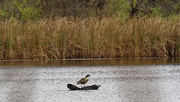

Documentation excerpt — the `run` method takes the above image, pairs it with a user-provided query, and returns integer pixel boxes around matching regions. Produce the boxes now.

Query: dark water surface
[0,58,180,102]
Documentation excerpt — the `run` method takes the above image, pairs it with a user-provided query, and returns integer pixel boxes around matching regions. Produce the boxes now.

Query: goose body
[77,74,90,87]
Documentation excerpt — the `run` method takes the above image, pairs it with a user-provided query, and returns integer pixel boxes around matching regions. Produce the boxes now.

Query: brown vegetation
[0,16,180,60]
[41,0,106,17]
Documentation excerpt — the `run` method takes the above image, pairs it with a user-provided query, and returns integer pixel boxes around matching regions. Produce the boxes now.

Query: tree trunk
[67,84,101,90]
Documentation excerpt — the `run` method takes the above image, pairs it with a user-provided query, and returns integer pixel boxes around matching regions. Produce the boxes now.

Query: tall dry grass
[0,16,180,60]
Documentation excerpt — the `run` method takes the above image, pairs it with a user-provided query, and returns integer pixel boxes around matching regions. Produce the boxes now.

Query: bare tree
[129,0,153,18]
[41,0,106,17]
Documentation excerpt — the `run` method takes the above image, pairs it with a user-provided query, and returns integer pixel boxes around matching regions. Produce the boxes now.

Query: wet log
[67,84,101,90]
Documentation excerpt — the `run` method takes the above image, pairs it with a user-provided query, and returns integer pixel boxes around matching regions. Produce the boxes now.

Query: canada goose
[77,74,90,88]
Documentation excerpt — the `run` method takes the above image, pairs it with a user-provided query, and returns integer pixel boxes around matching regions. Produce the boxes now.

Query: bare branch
[137,0,144,8]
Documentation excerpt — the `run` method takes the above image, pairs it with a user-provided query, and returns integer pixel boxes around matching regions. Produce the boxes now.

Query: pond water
[0,58,180,102]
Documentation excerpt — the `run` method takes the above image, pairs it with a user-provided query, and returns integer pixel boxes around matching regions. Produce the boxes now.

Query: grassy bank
[0,16,180,60]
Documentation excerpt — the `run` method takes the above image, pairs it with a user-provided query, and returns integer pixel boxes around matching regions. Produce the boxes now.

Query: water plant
[0,16,179,60]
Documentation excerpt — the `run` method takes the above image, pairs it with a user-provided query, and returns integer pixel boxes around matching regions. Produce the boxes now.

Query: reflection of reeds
[0,17,179,60]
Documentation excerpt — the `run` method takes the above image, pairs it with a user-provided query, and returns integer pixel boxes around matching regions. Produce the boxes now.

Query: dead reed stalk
[0,16,179,60]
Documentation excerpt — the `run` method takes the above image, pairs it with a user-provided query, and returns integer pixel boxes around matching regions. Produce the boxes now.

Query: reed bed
[0,16,180,60]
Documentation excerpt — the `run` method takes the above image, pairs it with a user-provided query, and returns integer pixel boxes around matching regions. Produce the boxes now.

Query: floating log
[67,84,101,90]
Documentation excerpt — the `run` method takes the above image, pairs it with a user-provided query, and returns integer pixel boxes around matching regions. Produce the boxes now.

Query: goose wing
[77,78,85,85]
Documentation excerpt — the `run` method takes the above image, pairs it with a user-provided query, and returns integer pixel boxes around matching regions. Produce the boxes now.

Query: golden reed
[0,16,179,60]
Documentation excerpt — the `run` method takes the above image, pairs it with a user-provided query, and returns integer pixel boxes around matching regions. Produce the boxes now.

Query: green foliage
[0,0,180,21]
[0,0,42,21]
[150,0,180,17]
[111,0,130,17]
[151,6,163,16]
